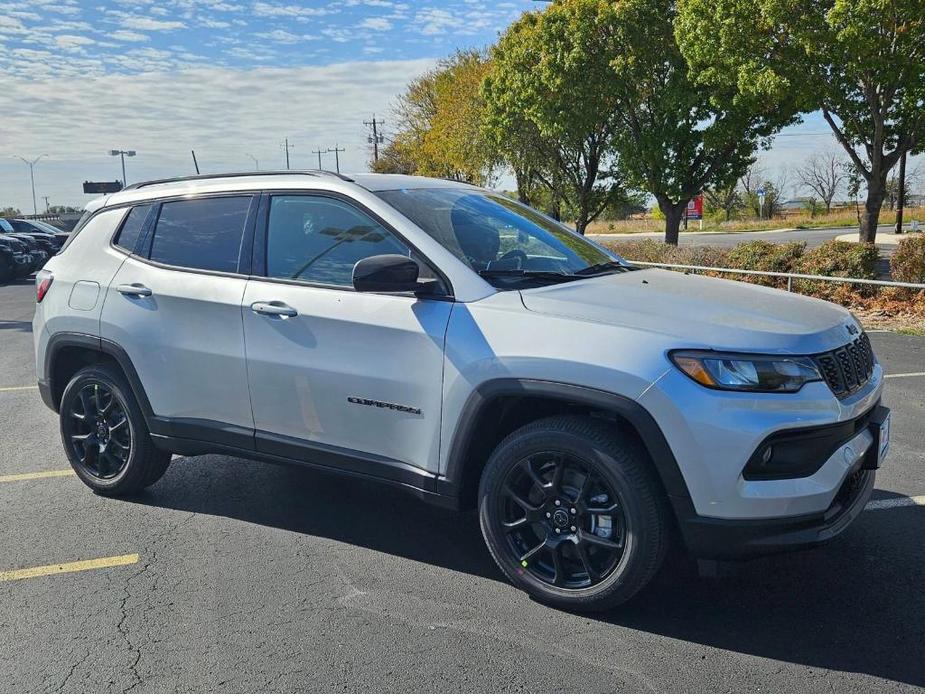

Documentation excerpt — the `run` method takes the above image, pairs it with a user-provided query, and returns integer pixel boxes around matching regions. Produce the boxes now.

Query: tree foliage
[482,3,628,234]
[385,50,499,185]
[599,0,796,243]
[677,0,925,242]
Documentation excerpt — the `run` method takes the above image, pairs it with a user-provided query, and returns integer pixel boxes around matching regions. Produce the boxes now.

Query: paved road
[1,280,923,693]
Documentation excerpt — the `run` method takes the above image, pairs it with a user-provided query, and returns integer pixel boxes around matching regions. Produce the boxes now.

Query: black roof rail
[121,169,355,191]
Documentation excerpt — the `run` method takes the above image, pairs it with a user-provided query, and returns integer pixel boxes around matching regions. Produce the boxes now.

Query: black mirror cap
[353,254,422,293]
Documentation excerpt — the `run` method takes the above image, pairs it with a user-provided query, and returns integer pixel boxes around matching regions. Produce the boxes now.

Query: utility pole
[246,153,259,171]
[109,149,136,186]
[312,147,326,170]
[281,138,294,169]
[364,115,384,163]
[327,145,345,174]
[895,150,907,235]
[43,196,50,213]
[17,155,46,215]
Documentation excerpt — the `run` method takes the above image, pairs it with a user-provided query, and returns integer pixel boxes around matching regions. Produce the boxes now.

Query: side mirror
[353,254,421,293]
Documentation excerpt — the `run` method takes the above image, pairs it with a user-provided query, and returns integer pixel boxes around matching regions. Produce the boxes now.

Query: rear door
[100,195,257,447]
[241,192,452,479]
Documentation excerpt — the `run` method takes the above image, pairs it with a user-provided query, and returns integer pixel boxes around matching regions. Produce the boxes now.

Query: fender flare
[442,378,692,507]
[43,331,155,419]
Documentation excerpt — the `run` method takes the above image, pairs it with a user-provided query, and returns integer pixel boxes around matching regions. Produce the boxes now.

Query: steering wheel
[497,249,528,268]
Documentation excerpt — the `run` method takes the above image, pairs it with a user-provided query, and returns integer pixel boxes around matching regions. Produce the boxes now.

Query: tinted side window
[149,196,252,273]
[266,195,415,286]
[113,204,152,253]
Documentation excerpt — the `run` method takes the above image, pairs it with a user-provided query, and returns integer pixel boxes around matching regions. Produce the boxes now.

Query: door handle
[250,301,298,318]
[117,283,152,297]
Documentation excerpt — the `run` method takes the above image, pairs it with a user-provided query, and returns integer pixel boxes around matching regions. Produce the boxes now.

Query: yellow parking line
[0,385,37,392]
[884,372,925,379]
[0,469,75,483]
[0,554,139,583]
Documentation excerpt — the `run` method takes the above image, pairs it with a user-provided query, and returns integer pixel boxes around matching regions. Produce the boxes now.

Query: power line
[327,145,345,174]
[312,147,326,170]
[364,115,384,162]
[280,138,294,169]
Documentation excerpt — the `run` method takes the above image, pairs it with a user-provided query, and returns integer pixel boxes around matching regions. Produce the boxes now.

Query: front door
[242,193,452,480]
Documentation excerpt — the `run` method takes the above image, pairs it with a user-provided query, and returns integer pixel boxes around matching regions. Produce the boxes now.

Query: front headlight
[670,350,822,393]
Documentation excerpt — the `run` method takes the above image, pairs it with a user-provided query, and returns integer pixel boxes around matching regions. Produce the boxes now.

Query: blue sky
[0,0,909,213]
[0,0,535,78]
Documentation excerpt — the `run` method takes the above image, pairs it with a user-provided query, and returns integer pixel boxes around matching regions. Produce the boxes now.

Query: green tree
[388,50,498,185]
[598,0,796,243]
[483,4,628,234]
[1,207,21,217]
[678,0,925,242]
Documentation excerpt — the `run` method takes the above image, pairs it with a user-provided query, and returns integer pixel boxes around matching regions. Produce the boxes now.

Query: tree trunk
[659,198,686,246]
[574,209,588,235]
[514,169,531,206]
[895,151,907,234]
[859,175,887,243]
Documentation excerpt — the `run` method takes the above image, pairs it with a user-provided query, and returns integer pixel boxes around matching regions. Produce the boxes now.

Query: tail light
[36,270,53,303]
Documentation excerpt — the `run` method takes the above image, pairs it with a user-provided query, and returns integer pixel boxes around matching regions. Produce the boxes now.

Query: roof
[91,171,480,211]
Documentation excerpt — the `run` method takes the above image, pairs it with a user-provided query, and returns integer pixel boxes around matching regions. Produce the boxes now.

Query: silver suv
[34,172,890,610]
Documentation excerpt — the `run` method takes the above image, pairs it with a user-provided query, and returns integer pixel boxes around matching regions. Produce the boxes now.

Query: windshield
[0,218,13,233]
[374,188,628,287]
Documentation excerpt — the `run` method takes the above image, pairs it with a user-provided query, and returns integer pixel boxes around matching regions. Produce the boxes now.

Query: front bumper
[678,467,875,559]
[674,404,888,558]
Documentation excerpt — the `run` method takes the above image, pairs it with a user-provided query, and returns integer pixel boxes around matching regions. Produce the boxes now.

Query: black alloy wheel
[499,453,627,589]
[64,382,133,480]
[479,415,669,611]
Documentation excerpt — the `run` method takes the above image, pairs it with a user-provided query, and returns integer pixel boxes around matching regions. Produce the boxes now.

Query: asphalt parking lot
[1,278,923,694]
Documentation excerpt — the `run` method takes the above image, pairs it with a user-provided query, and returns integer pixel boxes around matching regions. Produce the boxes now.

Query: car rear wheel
[479,415,670,611]
[59,364,171,495]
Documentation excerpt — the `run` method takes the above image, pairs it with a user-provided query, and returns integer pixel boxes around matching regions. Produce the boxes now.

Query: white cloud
[120,16,185,31]
[110,29,149,42]
[0,58,435,209]
[359,17,392,31]
[255,29,299,44]
[251,2,335,20]
[54,34,95,50]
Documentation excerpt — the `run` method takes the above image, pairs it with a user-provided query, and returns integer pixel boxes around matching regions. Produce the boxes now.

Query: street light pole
[109,149,136,187]
[246,154,259,171]
[17,155,46,215]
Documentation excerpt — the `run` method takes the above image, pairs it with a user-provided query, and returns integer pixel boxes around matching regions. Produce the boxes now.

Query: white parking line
[865,495,925,511]
[884,372,925,379]
[0,385,37,392]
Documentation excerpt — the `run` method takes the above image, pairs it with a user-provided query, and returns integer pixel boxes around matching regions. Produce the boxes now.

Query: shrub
[890,235,925,285]
[794,240,880,298]
[725,240,805,288]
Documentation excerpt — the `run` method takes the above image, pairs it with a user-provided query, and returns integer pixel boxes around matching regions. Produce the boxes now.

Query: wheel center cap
[96,422,108,439]
[551,508,570,529]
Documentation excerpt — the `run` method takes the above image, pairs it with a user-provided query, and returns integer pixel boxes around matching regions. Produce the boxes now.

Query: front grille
[813,332,875,398]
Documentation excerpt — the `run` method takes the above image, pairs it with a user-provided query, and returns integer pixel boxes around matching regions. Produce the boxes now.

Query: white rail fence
[627,261,925,292]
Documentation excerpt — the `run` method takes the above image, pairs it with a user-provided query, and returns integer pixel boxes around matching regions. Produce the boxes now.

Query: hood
[520,269,859,354]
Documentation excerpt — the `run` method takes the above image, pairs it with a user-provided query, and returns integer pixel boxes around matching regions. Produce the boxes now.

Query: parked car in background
[9,218,70,249]
[0,219,49,273]
[0,232,34,280]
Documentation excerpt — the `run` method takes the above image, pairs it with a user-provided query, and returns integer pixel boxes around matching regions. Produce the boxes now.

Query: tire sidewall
[479,424,659,610]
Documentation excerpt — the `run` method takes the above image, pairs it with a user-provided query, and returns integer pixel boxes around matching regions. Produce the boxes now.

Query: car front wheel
[478,415,670,611]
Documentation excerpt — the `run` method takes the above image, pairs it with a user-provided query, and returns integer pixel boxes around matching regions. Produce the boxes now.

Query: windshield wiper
[573,261,635,276]
[478,269,583,283]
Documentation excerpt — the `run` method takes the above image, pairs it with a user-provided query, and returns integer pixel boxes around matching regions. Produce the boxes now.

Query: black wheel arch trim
[442,378,692,507]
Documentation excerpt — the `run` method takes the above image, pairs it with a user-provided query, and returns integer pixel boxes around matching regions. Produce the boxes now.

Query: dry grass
[585,206,925,236]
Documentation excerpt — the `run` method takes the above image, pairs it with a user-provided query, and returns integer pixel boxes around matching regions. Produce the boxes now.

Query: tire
[478,415,670,612]
[59,363,171,496]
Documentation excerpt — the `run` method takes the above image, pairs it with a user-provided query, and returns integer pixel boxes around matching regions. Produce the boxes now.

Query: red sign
[685,195,704,220]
